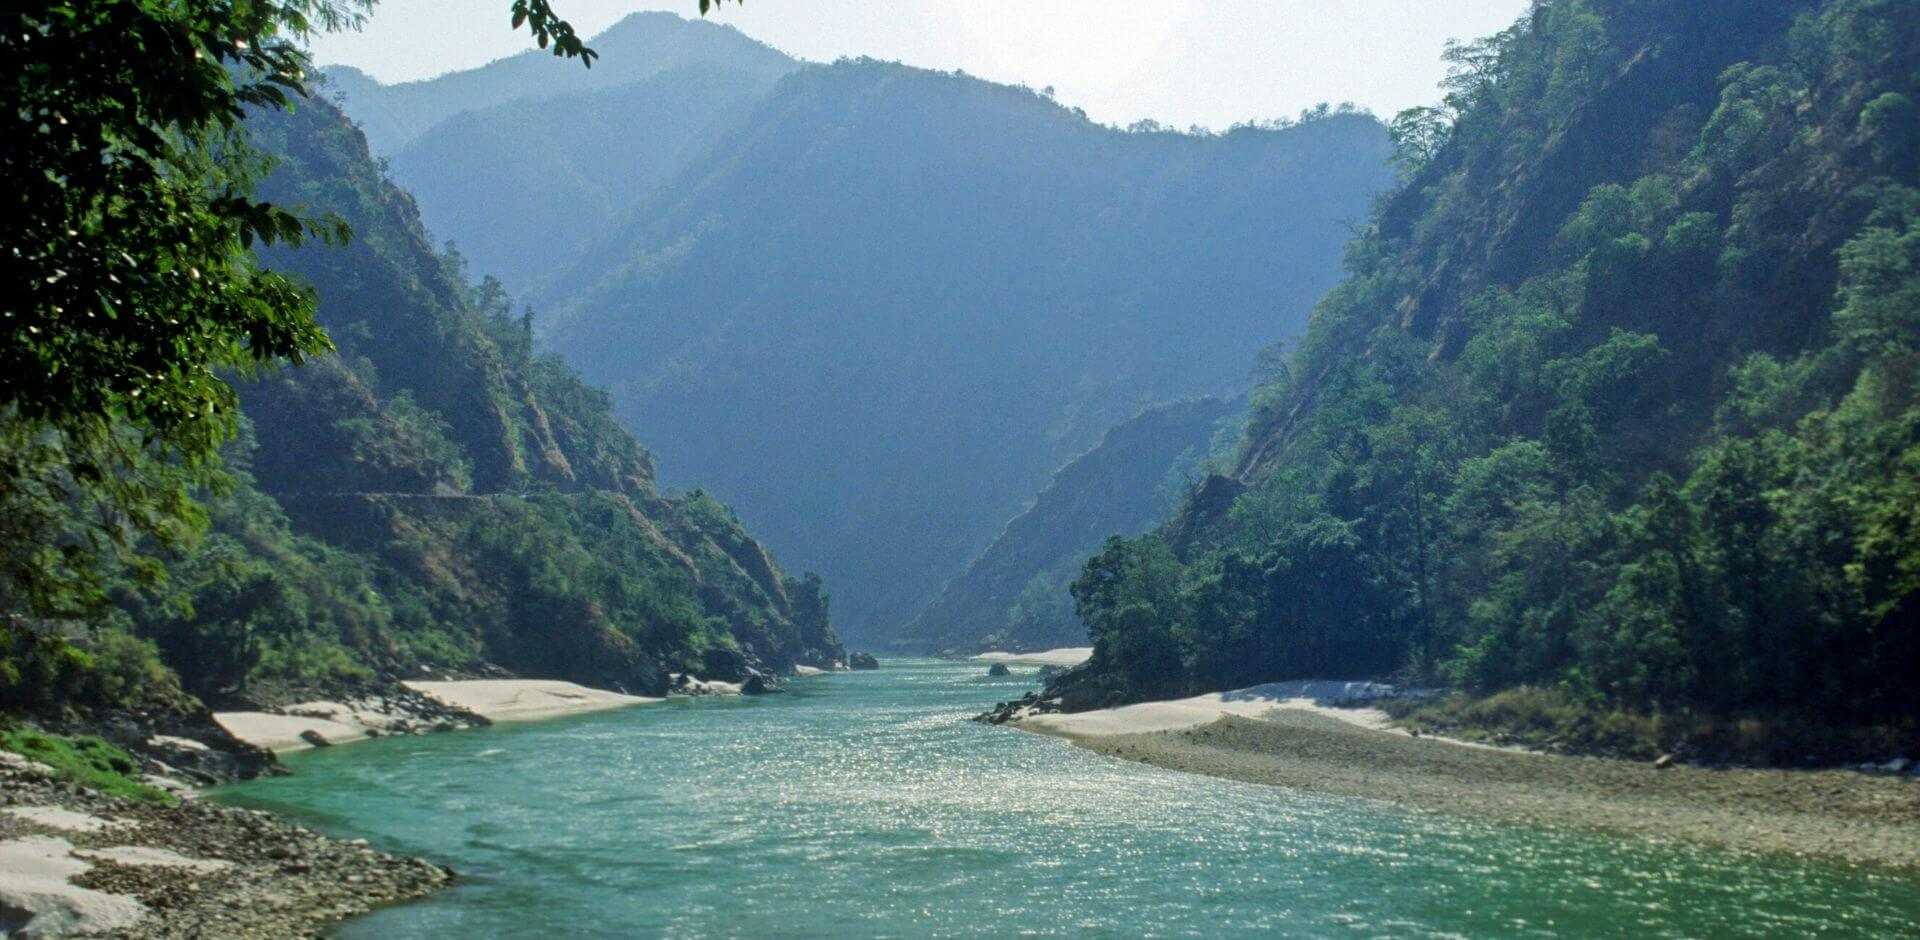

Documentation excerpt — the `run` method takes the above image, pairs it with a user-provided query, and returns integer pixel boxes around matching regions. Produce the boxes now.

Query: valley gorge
[4,2,1919,936]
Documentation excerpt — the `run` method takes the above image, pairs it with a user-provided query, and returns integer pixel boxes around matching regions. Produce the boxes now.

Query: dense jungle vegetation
[1058,0,1920,751]
[1,0,837,724]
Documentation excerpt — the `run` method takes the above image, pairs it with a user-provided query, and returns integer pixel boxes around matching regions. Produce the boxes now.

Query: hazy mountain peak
[318,11,796,156]
[540,65,1393,639]
[587,9,754,46]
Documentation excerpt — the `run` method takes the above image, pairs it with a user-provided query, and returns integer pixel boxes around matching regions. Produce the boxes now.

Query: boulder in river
[849,653,880,670]
[987,663,1011,677]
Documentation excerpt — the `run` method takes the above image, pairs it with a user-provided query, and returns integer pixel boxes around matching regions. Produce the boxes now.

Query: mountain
[546,60,1395,640]
[1044,0,1920,748]
[319,12,795,156]
[381,61,793,296]
[1,89,843,722]
[906,398,1238,654]
[233,91,842,697]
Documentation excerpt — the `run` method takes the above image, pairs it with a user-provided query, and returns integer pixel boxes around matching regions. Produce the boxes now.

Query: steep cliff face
[248,95,658,499]
[906,399,1237,653]
[1053,0,1920,728]
[1237,3,1818,482]
[174,93,849,699]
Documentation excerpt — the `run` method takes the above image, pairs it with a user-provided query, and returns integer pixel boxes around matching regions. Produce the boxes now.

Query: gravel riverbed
[0,756,449,937]
[1067,709,1920,871]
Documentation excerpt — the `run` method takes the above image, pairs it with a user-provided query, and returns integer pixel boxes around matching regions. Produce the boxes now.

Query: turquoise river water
[217,659,1920,937]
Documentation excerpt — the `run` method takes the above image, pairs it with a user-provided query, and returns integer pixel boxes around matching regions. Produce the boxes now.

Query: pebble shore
[1053,708,1920,871]
[0,754,449,937]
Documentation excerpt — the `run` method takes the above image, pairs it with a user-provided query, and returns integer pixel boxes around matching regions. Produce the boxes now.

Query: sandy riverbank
[1011,688,1920,871]
[214,679,658,756]
[972,648,1093,668]
[404,679,658,722]
[1019,680,1402,736]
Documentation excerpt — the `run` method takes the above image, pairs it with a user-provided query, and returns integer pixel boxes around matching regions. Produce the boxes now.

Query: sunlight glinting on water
[218,661,1920,938]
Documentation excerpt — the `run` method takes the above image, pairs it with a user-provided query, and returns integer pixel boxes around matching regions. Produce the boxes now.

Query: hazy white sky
[308,1,1530,130]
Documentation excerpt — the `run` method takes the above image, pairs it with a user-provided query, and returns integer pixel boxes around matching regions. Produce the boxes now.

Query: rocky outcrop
[211,694,485,757]
[39,706,277,788]
[975,690,1062,726]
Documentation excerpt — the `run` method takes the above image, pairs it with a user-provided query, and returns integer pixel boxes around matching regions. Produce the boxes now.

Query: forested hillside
[907,398,1237,654]
[1051,0,1920,753]
[2,93,841,722]
[546,58,1394,638]
[380,60,794,295]
[327,13,802,296]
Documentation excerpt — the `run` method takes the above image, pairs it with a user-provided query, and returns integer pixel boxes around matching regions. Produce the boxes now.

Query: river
[216,660,1920,937]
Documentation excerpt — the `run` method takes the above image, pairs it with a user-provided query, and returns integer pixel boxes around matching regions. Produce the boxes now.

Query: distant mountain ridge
[318,15,1397,643]
[320,12,796,156]
[548,59,1393,639]
[384,61,793,296]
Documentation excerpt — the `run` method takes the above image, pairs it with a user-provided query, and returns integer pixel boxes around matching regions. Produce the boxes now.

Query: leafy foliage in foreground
[0,0,354,622]
[0,0,821,726]
[1063,0,1920,740]
[3,92,841,714]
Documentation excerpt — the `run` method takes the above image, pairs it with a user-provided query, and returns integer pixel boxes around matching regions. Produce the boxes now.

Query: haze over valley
[4,2,1918,936]
[323,13,1396,640]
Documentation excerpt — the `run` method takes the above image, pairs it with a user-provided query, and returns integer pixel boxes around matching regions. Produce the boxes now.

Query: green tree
[1073,537,1184,695]
[1388,106,1451,175]
[0,0,681,620]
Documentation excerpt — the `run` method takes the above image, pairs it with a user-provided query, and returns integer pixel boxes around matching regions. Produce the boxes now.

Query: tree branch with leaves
[0,0,715,619]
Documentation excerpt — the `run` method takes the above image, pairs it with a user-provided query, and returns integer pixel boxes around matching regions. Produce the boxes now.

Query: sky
[307,1,1531,130]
